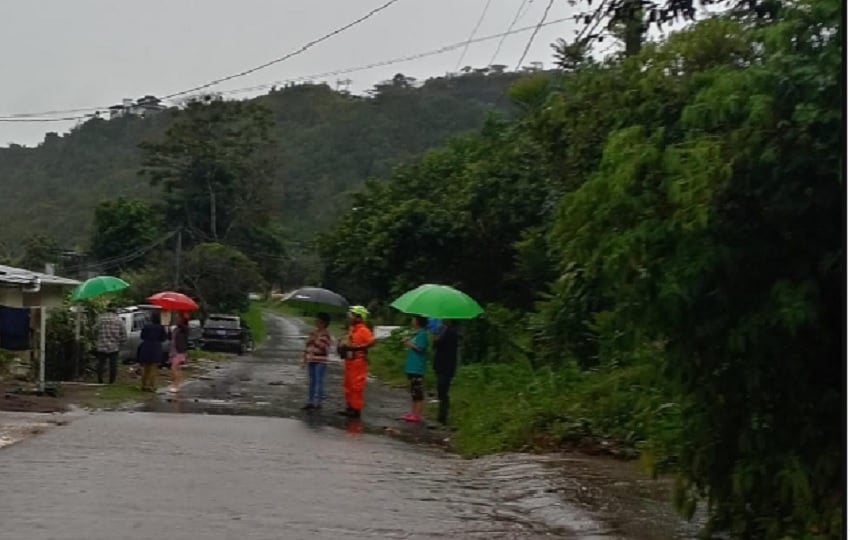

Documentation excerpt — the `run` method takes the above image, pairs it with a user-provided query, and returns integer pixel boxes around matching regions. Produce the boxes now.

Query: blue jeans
[307,362,327,405]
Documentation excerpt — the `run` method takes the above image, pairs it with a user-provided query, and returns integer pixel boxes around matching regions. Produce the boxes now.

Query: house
[133,95,166,116]
[0,264,80,392]
[106,96,166,119]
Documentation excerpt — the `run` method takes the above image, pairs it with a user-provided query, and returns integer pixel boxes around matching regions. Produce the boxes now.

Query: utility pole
[174,228,182,289]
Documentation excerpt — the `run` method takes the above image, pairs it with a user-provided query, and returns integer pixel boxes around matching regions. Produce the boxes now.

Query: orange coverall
[344,322,374,411]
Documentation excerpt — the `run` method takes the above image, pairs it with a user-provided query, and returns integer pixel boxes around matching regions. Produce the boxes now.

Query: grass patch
[368,335,679,461]
[241,302,267,344]
[66,381,146,409]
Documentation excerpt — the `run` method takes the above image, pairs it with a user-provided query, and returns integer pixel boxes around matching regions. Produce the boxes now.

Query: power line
[488,0,530,66]
[455,0,494,71]
[160,0,404,100]
[0,17,573,123]
[514,0,557,70]
[63,231,177,273]
[0,0,403,122]
[211,17,572,98]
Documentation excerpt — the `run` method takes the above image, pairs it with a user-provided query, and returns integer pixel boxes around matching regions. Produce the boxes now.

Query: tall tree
[140,97,277,242]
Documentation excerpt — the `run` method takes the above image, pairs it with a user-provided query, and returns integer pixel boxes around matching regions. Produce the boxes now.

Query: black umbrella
[281,287,349,314]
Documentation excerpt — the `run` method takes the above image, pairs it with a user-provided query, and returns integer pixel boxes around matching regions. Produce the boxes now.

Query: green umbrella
[390,284,484,319]
[70,275,130,302]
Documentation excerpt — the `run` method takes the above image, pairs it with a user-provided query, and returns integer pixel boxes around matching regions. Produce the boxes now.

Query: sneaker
[300,403,315,411]
[168,386,179,393]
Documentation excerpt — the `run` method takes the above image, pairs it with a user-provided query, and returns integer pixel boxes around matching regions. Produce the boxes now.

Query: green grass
[241,302,267,344]
[369,336,679,461]
[90,382,145,407]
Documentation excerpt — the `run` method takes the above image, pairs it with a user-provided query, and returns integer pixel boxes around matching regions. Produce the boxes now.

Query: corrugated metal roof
[0,264,80,287]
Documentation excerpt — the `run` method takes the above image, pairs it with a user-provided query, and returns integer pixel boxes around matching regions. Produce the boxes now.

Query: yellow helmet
[349,305,369,320]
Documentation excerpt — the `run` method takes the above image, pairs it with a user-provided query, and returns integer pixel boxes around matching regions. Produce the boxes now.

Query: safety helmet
[349,305,369,320]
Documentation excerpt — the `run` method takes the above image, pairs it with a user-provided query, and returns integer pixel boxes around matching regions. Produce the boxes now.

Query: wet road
[0,313,700,539]
[143,313,444,442]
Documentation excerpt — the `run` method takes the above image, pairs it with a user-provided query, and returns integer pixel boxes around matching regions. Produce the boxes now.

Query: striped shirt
[304,329,332,363]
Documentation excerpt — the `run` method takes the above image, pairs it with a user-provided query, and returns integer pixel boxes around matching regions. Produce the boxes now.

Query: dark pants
[96,351,119,384]
[436,371,454,424]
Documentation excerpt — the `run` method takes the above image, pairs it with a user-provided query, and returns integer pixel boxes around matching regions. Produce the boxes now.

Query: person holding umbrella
[401,315,430,423]
[338,305,374,419]
[433,320,459,425]
[168,312,190,393]
[94,304,127,384]
[138,311,167,392]
[301,312,332,410]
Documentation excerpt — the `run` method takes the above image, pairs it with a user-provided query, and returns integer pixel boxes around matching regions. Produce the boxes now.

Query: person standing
[401,315,429,423]
[433,320,459,425]
[338,305,374,419]
[94,306,127,384]
[301,312,332,410]
[168,313,189,393]
[138,311,167,392]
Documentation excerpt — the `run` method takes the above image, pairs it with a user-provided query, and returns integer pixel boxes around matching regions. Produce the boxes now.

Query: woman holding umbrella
[168,313,190,393]
[146,292,199,393]
[138,311,167,392]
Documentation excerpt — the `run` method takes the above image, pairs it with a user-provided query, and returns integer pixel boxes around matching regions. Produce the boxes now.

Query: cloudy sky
[0,0,599,146]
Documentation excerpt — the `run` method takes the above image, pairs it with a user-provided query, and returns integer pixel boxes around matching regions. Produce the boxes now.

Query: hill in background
[0,71,522,252]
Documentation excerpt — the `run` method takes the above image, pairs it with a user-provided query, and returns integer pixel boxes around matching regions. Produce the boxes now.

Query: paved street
[0,313,698,540]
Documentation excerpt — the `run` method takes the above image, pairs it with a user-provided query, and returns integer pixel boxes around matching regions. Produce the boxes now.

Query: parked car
[200,314,253,355]
[117,305,201,365]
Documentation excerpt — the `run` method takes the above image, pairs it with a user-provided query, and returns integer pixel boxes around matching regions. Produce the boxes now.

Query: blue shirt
[404,329,429,375]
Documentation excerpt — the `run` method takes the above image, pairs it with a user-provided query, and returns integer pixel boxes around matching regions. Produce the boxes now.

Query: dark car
[200,314,253,355]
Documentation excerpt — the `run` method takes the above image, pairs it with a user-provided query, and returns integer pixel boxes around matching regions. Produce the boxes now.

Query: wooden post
[74,308,82,380]
[39,307,47,393]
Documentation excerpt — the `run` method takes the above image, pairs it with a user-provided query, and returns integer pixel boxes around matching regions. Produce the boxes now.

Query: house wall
[0,288,24,308]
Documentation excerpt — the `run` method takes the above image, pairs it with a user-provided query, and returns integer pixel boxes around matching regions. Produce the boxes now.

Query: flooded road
[0,313,701,539]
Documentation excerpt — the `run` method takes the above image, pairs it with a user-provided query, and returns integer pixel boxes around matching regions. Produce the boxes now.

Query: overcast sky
[0,0,597,146]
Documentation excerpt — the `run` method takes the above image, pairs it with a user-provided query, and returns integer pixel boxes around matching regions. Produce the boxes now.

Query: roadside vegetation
[320,2,843,538]
[240,303,267,346]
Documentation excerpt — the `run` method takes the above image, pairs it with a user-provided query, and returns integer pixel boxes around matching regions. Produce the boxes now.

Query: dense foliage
[0,72,521,251]
[321,2,843,538]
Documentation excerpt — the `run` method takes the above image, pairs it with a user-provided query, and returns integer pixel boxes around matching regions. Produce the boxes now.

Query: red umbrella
[147,291,199,311]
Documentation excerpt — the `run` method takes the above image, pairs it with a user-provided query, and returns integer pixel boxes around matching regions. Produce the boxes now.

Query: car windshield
[206,317,239,329]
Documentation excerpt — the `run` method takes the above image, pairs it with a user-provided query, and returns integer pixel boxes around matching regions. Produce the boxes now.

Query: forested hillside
[0,71,521,249]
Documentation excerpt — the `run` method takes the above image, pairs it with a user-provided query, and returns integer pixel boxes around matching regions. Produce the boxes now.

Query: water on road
[0,313,700,539]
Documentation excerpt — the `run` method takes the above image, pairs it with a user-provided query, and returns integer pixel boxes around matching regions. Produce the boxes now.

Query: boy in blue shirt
[400,315,429,423]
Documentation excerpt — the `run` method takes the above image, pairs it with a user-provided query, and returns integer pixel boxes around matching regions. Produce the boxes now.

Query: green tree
[181,243,265,314]
[545,2,842,536]
[17,234,61,273]
[140,97,277,242]
[90,198,162,270]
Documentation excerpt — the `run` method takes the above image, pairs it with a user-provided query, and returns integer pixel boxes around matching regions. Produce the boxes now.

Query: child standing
[302,312,332,410]
[400,315,429,423]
